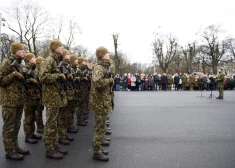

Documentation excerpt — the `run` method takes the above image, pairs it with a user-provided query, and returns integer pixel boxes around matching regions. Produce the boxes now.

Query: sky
[1,0,235,63]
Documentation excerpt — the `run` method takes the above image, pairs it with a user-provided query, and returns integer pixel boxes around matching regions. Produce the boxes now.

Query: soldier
[67,54,80,133]
[0,42,29,160]
[76,56,89,126]
[89,46,114,162]
[189,73,195,91]
[57,49,75,145]
[35,56,45,133]
[182,73,187,90]
[216,68,225,99]
[167,74,173,91]
[40,39,68,159]
[23,53,42,144]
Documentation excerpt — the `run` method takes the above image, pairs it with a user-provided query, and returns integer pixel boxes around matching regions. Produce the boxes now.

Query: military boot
[58,137,70,145]
[32,134,42,140]
[77,120,87,126]
[67,127,78,133]
[6,152,24,160]
[105,130,112,135]
[37,126,44,133]
[54,145,68,155]
[17,148,30,155]
[25,137,37,144]
[93,153,109,162]
[101,140,110,146]
[104,137,111,141]
[101,148,109,155]
[46,150,63,159]
[106,122,110,127]
[65,134,74,141]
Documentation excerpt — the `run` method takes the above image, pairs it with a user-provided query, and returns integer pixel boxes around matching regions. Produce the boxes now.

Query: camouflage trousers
[93,113,108,154]
[2,106,23,154]
[67,101,77,129]
[182,83,186,90]
[167,84,172,91]
[218,85,224,97]
[57,106,67,139]
[36,105,44,128]
[23,105,38,137]
[44,107,62,151]
[190,83,194,91]
[76,107,86,122]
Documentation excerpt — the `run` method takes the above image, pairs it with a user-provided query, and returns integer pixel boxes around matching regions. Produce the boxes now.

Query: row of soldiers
[0,40,114,161]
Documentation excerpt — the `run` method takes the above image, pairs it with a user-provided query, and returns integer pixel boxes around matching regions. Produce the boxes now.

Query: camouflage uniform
[58,59,76,139]
[89,59,113,154]
[167,76,173,90]
[216,72,225,98]
[34,63,44,129]
[40,53,68,151]
[182,75,187,90]
[190,75,195,91]
[23,63,41,138]
[0,55,25,154]
[67,63,80,129]
[76,64,90,124]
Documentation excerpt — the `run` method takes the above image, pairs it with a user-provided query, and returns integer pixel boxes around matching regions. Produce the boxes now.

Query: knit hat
[62,49,69,57]
[78,56,84,64]
[24,53,35,62]
[36,56,45,64]
[10,42,24,54]
[70,54,78,63]
[49,39,62,51]
[96,46,109,60]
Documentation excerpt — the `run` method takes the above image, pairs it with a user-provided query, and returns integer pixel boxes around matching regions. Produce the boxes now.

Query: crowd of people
[113,72,234,93]
[0,41,114,162]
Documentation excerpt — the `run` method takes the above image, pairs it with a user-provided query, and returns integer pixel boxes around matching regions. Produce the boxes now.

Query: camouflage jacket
[182,75,187,83]
[23,63,41,106]
[89,59,113,114]
[39,53,67,107]
[0,55,25,107]
[190,76,195,83]
[216,72,225,87]
[71,63,80,101]
[168,76,173,84]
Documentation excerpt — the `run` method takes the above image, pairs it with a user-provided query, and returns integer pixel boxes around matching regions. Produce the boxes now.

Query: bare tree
[181,43,197,73]
[153,34,178,73]
[197,25,227,74]
[226,38,235,59]
[112,33,120,74]
[5,0,50,56]
[0,33,16,62]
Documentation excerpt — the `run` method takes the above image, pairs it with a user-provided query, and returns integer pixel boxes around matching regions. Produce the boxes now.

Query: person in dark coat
[123,73,128,91]
[135,73,141,91]
[153,73,159,91]
[161,73,168,91]
[144,75,149,90]
[114,74,121,91]
[174,73,179,91]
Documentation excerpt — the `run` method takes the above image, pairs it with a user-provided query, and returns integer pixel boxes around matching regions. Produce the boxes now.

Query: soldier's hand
[74,77,80,82]
[67,74,73,81]
[13,71,23,80]
[26,78,38,84]
[58,74,66,81]
[109,78,114,85]
[83,77,88,81]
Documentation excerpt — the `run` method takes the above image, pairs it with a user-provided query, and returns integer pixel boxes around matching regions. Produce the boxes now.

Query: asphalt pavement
[0,90,235,168]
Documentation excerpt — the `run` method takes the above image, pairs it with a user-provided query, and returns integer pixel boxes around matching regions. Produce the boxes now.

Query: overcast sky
[1,0,235,63]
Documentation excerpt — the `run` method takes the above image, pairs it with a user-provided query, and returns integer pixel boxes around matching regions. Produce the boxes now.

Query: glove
[25,90,32,96]
[58,74,66,81]
[13,71,23,80]
[26,78,37,84]
[74,77,80,82]
[67,74,73,81]
[109,78,114,85]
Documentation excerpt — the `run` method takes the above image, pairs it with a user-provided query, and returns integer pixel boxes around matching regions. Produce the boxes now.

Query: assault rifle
[57,61,67,91]
[28,69,42,92]
[66,64,76,89]
[11,60,28,91]
[108,66,114,94]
